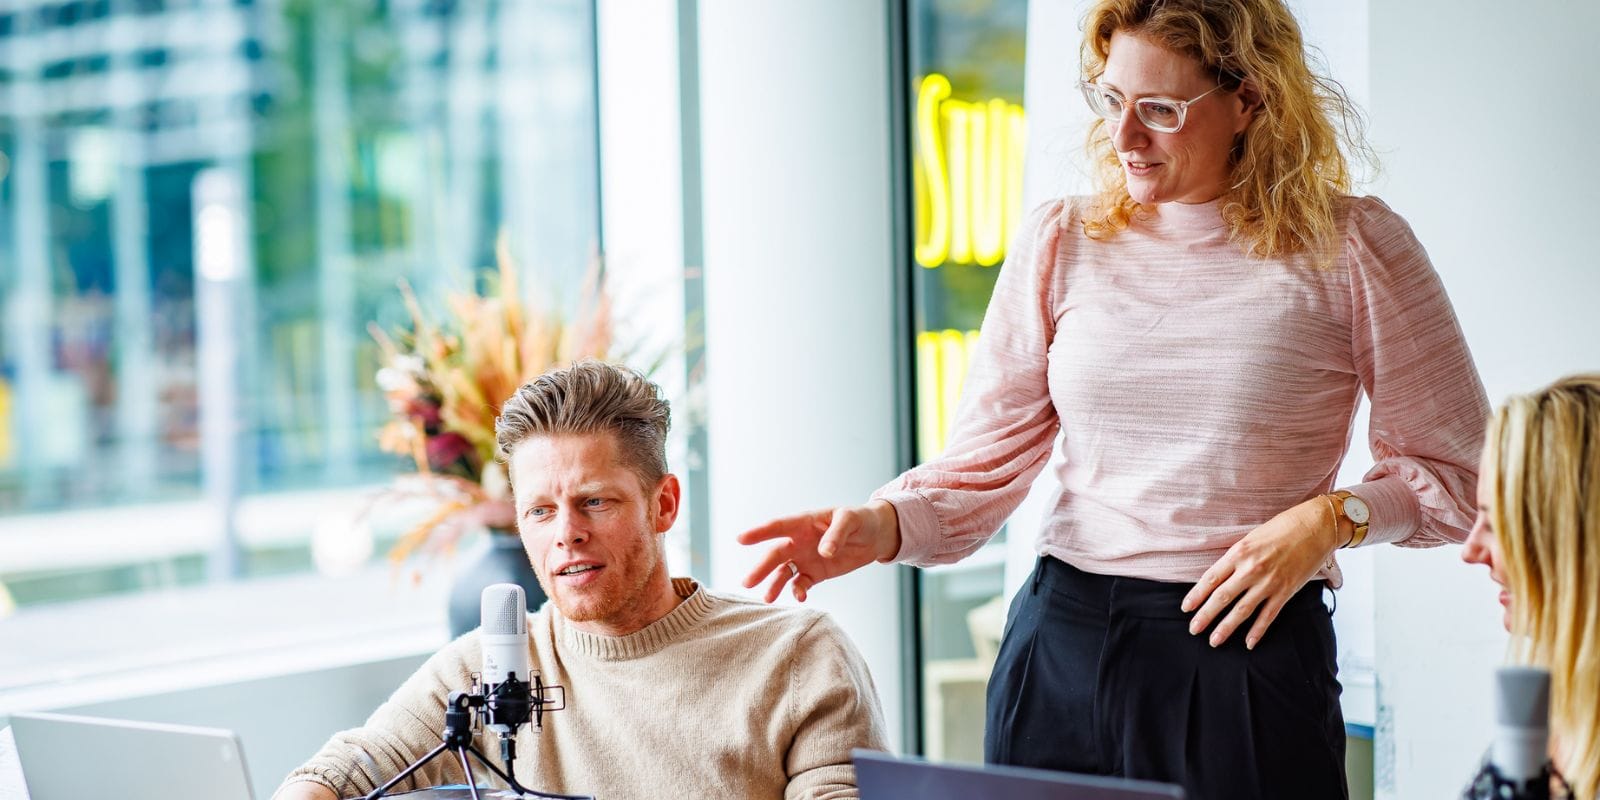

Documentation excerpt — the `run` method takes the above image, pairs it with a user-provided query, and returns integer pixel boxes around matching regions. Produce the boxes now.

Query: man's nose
[556,513,589,547]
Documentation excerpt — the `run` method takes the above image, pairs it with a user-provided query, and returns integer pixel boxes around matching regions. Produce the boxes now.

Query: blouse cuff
[1339,474,1421,546]
[870,489,942,565]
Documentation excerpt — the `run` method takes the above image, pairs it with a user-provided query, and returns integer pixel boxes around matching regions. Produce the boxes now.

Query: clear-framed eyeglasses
[1077,80,1226,134]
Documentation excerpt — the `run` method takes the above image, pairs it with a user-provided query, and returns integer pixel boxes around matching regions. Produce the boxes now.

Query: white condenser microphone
[1466,666,1555,799]
[480,583,533,734]
[1492,666,1551,794]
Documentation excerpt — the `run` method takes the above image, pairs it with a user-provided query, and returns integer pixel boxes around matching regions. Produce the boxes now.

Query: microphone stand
[364,675,590,800]
[1463,762,1569,800]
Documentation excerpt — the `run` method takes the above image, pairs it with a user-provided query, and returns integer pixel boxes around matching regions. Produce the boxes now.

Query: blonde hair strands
[1487,374,1600,799]
[1079,0,1375,263]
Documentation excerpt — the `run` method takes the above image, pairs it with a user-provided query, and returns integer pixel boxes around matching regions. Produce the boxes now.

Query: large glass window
[0,0,599,608]
[907,0,1028,763]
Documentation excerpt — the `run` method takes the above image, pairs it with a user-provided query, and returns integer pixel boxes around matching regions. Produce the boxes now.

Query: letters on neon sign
[916,328,982,459]
[914,73,1027,269]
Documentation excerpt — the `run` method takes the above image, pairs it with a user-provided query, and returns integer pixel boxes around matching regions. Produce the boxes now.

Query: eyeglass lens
[1080,84,1185,133]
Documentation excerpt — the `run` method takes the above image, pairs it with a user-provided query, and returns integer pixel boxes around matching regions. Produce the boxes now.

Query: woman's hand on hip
[1180,497,1342,649]
[737,500,902,603]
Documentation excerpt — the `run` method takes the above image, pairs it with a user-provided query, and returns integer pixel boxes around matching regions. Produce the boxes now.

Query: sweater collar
[1151,197,1228,232]
[555,578,715,661]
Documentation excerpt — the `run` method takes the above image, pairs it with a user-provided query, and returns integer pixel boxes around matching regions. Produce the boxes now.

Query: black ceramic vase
[446,528,547,638]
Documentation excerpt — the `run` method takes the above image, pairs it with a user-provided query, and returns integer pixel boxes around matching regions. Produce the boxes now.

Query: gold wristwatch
[1330,490,1371,548]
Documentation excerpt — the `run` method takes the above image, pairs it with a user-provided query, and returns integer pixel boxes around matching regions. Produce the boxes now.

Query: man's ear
[1233,78,1263,135]
[652,474,682,534]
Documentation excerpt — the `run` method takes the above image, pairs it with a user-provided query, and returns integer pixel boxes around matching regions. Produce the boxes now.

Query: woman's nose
[1110,108,1150,152]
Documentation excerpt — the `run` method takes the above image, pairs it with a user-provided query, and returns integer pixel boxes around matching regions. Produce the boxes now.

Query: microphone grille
[1495,666,1550,727]
[481,583,527,636]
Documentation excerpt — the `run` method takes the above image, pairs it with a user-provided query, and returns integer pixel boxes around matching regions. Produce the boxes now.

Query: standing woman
[1462,375,1600,800]
[741,0,1489,797]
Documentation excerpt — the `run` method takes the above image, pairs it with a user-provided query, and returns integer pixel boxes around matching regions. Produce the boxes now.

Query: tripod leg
[364,741,452,800]
[455,747,483,800]
[464,744,595,800]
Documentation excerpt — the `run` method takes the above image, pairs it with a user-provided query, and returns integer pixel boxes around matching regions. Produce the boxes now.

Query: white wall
[696,0,908,753]
[1367,1,1600,796]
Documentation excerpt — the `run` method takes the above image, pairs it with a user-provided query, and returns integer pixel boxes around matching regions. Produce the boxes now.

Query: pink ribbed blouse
[875,196,1489,586]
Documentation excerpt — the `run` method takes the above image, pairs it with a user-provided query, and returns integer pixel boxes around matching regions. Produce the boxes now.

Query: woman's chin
[1125,182,1161,205]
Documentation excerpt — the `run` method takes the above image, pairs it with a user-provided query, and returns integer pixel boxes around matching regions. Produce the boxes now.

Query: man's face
[510,431,680,636]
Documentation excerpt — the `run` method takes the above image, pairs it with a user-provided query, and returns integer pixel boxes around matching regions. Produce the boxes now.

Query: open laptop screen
[10,711,256,800]
[854,749,1186,800]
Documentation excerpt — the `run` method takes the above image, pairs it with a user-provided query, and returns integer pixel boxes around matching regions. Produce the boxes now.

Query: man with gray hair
[275,360,888,799]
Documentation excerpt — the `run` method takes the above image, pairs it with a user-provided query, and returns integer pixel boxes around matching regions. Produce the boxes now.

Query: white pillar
[194,168,249,580]
[696,0,907,752]
[594,0,701,576]
[108,7,159,497]
[312,3,359,484]
[6,29,55,508]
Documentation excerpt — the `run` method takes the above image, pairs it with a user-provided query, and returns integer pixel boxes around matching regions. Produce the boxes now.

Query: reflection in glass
[0,0,600,607]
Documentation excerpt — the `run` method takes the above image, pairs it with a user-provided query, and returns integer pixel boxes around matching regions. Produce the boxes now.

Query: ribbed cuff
[271,773,346,800]
[869,490,941,565]
[1339,474,1419,546]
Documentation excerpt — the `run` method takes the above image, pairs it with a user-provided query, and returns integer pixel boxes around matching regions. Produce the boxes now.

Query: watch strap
[1332,490,1370,548]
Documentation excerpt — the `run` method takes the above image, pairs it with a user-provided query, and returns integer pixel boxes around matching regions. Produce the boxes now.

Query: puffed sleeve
[1340,196,1490,547]
[872,198,1070,566]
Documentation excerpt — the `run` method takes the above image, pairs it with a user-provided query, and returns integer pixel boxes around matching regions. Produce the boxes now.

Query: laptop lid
[10,711,255,800]
[854,750,1185,800]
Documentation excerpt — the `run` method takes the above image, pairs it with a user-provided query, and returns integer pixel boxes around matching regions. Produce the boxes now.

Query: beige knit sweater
[275,579,888,799]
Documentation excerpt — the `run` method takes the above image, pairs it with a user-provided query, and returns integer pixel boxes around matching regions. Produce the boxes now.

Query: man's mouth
[557,564,602,576]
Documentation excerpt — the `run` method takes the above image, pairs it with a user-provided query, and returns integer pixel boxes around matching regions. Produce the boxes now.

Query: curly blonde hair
[1486,374,1600,799]
[1080,0,1374,263]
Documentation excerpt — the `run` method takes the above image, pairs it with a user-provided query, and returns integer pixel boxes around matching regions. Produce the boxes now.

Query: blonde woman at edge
[740,0,1489,798]
[1462,375,1600,799]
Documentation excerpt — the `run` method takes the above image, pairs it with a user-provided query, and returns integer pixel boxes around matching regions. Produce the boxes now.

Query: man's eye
[585,498,605,508]
[526,507,550,518]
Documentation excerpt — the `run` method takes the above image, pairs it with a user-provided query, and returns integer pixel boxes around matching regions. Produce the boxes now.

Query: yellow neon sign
[914,74,1027,268]
[915,328,983,459]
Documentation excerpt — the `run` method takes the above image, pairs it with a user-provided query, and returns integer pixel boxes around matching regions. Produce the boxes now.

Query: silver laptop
[10,711,255,800]
[854,749,1186,800]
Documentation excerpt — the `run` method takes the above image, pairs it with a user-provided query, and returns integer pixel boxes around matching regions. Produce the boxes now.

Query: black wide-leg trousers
[985,556,1349,800]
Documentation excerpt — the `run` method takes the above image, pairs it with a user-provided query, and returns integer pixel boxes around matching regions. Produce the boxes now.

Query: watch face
[1345,496,1371,524]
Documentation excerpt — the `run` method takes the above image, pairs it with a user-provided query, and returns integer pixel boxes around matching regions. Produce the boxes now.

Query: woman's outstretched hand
[737,500,902,603]
[1181,496,1344,649]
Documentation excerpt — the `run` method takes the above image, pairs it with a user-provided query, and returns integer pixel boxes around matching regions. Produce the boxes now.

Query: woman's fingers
[762,559,797,603]
[792,573,812,603]
[1207,583,1266,647]
[1181,565,1225,614]
[742,544,793,590]
[1188,568,1245,635]
[817,509,855,558]
[1243,594,1290,650]
[737,512,815,546]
